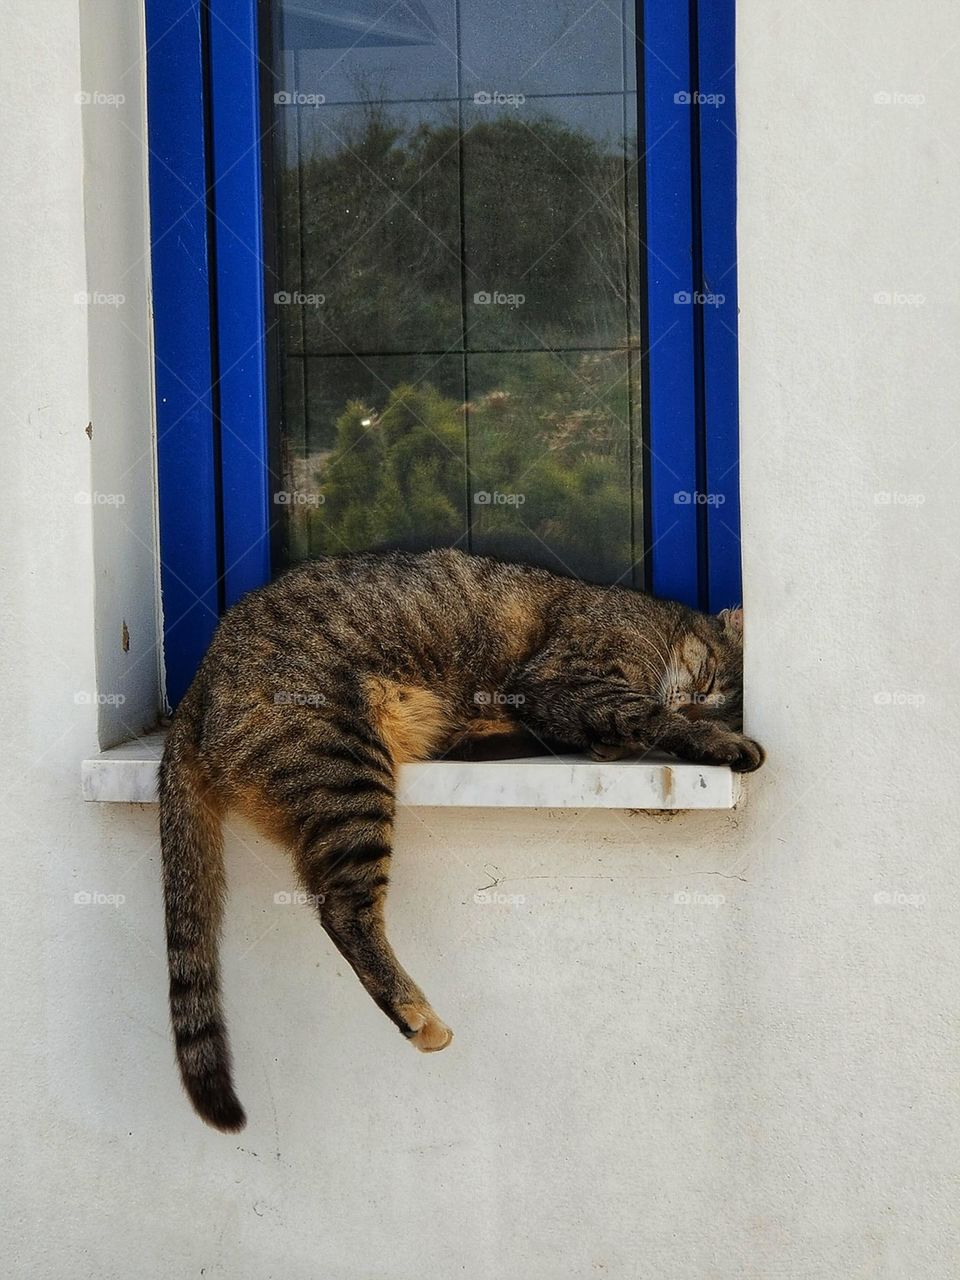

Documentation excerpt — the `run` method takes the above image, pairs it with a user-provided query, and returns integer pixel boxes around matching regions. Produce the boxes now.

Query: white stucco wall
[3,1,959,1276]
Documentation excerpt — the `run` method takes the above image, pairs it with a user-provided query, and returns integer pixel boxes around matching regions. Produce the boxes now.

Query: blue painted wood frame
[642,0,742,610]
[641,0,701,607]
[207,0,272,607]
[148,0,741,704]
[697,0,742,610]
[146,0,220,707]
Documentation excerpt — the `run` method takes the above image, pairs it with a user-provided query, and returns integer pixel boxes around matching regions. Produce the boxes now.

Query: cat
[159,548,763,1130]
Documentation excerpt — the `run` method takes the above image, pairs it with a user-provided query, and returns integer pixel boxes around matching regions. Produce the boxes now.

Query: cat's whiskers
[632,653,666,689]
[660,658,689,710]
[640,642,672,685]
[645,622,676,673]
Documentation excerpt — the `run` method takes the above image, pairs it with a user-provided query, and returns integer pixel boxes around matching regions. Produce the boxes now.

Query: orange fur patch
[365,678,452,764]
[230,784,298,847]
[463,716,521,740]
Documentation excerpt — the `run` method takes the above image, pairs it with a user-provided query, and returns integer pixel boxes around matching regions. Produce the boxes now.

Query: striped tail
[159,727,246,1132]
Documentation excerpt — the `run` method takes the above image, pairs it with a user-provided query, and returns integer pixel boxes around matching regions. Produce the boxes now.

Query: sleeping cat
[159,548,763,1130]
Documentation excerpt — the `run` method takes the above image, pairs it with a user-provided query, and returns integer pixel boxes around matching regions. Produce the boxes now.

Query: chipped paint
[121,620,130,652]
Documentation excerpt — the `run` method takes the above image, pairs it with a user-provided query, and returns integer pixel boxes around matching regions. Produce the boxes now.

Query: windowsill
[81,732,742,810]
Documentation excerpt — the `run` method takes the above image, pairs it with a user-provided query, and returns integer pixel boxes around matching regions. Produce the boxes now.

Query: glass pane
[281,1,458,105]
[460,0,631,97]
[276,355,467,563]
[462,94,638,350]
[468,350,638,583]
[269,0,643,583]
[293,100,462,355]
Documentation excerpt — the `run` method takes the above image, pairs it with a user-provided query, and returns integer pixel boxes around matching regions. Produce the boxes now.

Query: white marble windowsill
[81,732,742,810]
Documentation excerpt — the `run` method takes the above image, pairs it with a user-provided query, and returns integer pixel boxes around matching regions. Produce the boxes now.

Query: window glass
[270,0,643,583]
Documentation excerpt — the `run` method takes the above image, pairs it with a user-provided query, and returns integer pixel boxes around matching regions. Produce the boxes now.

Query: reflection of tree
[287,106,639,356]
[281,107,641,580]
[462,112,637,345]
[310,382,465,552]
[294,352,636,581]
[291,106,462,354]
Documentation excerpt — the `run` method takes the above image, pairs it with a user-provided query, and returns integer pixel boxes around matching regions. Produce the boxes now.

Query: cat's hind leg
[304,831,453,1054]
[233,712,452,1052]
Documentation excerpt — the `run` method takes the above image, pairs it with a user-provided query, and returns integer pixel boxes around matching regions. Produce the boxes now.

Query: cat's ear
[717,606,744,639]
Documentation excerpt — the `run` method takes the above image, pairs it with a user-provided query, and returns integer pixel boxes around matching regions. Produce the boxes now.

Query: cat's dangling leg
[248,718,452,1052]
[308,850,453,1054]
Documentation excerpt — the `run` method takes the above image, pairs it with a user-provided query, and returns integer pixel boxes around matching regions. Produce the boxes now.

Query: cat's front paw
[709,732,765,773]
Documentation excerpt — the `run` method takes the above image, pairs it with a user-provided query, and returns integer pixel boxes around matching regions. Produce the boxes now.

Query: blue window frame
[146,0,740,705]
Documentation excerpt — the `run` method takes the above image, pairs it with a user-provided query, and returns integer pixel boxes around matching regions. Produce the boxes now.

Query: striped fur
[159,695,245,1132]
[159,549,762,1129]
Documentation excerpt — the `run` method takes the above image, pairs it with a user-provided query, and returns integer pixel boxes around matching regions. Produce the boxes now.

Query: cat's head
[661,606,744,729]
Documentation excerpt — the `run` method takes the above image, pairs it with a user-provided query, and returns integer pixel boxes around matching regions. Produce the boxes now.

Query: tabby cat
[159,548,763,1130]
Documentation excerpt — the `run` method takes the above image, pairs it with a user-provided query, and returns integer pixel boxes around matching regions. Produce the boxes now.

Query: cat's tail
[159,707,246,1132]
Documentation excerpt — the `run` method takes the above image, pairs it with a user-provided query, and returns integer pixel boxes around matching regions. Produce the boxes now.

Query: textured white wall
[79,0,162,747]
[3,0,959,1276]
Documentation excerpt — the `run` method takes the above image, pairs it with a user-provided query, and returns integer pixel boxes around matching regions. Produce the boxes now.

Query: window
[146,0,740,705]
